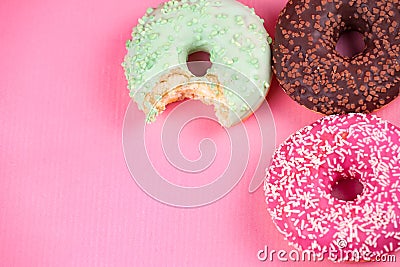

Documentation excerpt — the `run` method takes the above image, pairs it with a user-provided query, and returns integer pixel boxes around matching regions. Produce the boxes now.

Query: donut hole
[335,30,366,58]
[187,51,212,77]
[331,177,364,201]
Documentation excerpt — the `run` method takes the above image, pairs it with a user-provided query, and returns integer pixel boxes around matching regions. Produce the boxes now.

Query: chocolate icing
[273,0,400,115]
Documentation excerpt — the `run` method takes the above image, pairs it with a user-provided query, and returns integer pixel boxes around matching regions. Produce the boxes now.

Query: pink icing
[264,113,400,262]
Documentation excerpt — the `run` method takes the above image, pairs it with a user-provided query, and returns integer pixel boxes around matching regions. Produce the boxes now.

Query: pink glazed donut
[265,113,400,262]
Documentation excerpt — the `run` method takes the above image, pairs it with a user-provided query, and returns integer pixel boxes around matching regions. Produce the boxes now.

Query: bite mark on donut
[144,68,230,126]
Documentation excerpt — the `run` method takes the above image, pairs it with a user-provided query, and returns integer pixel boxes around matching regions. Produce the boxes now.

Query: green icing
[234,15,244,25]
[123,0,272,126]
[216,13,228,19]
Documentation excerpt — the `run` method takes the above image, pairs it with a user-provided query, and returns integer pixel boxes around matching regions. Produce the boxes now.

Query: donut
[264,113,400,262]
[122,0,272,127]
[273,0,400,115]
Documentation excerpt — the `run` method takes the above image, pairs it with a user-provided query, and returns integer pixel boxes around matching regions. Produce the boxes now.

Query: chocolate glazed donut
[273,0,400,115]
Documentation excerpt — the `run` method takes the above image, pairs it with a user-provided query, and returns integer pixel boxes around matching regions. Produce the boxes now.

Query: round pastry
[123,0,272,127]
[265,113,400,262]
[273,0,400,115]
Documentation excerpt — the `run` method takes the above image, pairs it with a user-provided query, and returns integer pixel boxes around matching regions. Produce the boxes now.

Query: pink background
[1,0,399,266]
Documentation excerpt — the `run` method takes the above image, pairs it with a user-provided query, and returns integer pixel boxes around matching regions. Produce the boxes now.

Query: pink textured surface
[0,0,399,266]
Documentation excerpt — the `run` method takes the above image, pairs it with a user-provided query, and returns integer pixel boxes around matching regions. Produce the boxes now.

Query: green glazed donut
[123,0,272,127]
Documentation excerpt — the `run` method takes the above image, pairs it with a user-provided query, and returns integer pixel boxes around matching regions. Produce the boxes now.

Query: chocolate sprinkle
[273,0,400,115]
